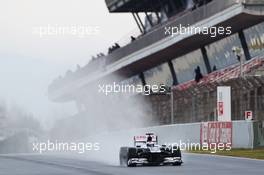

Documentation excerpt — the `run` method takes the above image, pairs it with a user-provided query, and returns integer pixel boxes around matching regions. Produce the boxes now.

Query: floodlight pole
[240,56,243,77]
[170,89,174,124]
[166,89,174,124]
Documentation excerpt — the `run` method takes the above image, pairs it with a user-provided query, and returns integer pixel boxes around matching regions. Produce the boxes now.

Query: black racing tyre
[119,147,128,166]
[127,147,137,167]
[127,147,137,158]
[172,146,182,157]
[171,146,182,166]
[119,147,138,167]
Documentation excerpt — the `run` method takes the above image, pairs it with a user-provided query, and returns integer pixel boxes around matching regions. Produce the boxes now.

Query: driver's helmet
[146,135,154,147]
[147,135,152,142]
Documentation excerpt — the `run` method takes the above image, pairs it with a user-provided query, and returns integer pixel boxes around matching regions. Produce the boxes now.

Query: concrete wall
[253,121,264,147]
[232,121,254,148]
[86,120,262,149]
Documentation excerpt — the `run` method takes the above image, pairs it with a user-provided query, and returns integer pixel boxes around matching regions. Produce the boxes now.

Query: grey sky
[0,0,137,128]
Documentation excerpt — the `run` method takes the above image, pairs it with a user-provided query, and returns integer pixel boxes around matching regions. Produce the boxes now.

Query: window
[244,22,264,58]
[206,33,241,70]
[144,63,173,86]
[172,49,206,83]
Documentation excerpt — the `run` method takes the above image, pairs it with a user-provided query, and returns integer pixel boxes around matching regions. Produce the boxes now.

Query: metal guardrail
[105,0,239,65]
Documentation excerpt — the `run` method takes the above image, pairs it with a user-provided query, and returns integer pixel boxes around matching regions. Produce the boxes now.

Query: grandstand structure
[149,57,264,124]
[48,0,264,125]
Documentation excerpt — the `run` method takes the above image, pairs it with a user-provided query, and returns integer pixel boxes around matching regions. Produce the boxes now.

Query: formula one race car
[119,133,182,167]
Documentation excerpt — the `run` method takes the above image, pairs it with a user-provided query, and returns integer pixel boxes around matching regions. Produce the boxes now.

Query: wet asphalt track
[0,153,263,175]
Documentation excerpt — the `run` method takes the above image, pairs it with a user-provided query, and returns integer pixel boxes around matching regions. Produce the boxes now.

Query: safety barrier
[86,120,264,150]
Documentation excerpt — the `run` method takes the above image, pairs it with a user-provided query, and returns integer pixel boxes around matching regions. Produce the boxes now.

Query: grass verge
[187,148,264,160]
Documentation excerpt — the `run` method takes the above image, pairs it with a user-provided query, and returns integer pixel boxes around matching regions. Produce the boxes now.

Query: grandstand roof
[105,0,168,12]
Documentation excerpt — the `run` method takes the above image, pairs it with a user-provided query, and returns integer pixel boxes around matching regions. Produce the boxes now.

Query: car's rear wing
[133,133,158,146]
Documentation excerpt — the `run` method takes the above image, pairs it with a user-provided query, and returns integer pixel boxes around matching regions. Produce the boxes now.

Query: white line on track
[184,152,264,162]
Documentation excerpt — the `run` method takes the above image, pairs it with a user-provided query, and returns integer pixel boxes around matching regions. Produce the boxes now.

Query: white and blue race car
[119,133,182,167]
